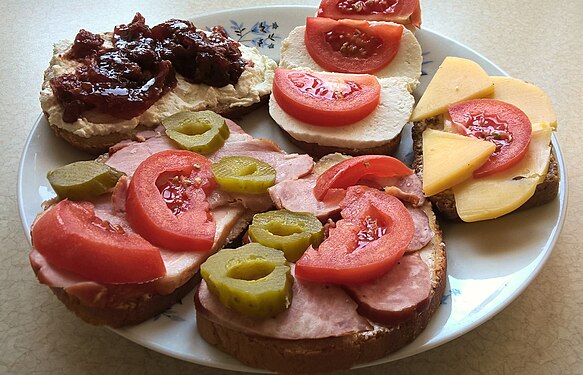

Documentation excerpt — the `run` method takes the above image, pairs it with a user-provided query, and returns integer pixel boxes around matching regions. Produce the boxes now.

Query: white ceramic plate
[18,5,568,373]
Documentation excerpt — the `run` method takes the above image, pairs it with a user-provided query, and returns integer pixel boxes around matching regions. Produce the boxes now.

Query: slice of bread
[194,202,446,374]
[40,25,276,155]
[411,117,560,221]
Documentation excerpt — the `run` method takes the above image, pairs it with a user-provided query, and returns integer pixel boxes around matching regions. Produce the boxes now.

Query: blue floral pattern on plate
[221,20,281,49]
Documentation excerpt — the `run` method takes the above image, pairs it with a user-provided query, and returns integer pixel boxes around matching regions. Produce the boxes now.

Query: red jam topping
[325,25,383,58]
[50,13,245,123]
[287,71,362,100]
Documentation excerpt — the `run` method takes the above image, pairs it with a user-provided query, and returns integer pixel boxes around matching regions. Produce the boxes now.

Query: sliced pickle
[248,210,324,262]
[200,243,293,318]
[47,161,124,201]
[162,110,230,155]
[211,156,276,194]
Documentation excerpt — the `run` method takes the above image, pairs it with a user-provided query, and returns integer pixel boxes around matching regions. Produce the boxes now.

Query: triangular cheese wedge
[453,124,553,222]
[410,57,494,121]
[422,128,496,196]
[488,76,557,129]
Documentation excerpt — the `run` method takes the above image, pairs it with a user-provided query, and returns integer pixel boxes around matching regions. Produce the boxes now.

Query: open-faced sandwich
[269,2,423,157]
[410,56,559,221]
[29,111,314,327]
[40,13,276,154]
[195,154,446,373]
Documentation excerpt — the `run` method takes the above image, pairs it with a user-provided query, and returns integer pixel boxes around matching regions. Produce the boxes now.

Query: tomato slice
[304,17,403,74]
[272,68,381,127]
[126,150,216,252]
[313,155,413,200]
[31,200,165,284]
[448,99,532,178]
[295,186,414,284]
[318,0,421,27]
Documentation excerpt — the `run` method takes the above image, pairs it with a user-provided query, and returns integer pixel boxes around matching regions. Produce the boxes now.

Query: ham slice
[344,252,432,325]
[30,119,314,305]
[195,265,372,340]
[105,120,314,182]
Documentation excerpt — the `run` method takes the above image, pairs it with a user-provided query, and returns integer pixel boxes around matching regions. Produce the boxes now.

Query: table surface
[2,0,581,373]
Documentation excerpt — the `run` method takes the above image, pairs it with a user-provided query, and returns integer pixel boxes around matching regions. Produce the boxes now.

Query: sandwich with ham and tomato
[194,154,446,374]
[29,111,314,327]
[409,56,559,222]
[40,13,276,155]
[269,0,423,157]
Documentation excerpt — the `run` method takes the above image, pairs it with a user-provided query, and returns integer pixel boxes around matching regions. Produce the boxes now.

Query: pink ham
[344,252,431,325]
[105,120,314,182]
[406,205,433,252]
[195,265,372,340]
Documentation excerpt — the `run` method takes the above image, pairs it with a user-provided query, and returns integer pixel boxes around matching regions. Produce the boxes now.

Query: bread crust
[287,131,402,159]
[195,203,446,374]
[411,117,560,221]
[50,274,200,328]
[46,96,269,155]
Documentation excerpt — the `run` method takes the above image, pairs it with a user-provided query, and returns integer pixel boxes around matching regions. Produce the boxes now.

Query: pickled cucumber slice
[47,161,124,201]
[248,210,324,262]
[211,156,276,194]
[200,243,293,318]
[162,110,230,155]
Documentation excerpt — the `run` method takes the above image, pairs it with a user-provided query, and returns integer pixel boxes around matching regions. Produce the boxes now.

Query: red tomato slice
[313,155,413,200]
[304,17,403,74]
[272,68,381,127]
[318,0,421,27]
[126,150,216,252]
[31,200,165,284]
[295,186,414,284]
[448,99,532,178]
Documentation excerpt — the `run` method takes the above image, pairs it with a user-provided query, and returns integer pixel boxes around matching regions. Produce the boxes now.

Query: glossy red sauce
[51,13,245,123]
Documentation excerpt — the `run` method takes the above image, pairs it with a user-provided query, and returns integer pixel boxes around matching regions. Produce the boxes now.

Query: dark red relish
[50,13,246,123]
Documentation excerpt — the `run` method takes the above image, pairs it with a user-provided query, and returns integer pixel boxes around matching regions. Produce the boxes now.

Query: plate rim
[16,5,569,372]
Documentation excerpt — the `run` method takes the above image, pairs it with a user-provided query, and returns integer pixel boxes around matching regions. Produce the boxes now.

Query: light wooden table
[2,1,581,373]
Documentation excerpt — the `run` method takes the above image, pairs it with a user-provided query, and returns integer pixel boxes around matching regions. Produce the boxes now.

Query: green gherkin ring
[47,161,124,201]
[248,210,324,262]
[211,156,276,194]
[162,110,230,155]
[200,243,293,318]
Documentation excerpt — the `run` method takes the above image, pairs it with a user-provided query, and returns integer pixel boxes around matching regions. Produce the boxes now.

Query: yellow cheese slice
[453,124,553,222]
[422,128,496,197]
[488,76,557,129]
[410,57,495,122]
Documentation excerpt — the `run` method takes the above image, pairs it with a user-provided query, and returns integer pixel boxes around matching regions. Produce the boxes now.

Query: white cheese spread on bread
[279,22,422,87]
[40,36,276,138]
[269,76,417,149]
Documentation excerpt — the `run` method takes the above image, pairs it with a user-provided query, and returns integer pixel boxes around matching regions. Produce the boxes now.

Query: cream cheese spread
[279,22,422,88]
[269,76,417,149]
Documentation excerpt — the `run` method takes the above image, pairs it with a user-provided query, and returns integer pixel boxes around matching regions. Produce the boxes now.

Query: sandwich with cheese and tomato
[410,56,559,222]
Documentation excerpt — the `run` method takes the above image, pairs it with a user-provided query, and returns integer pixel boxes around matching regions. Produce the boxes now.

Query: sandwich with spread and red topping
[40,13,276,154]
